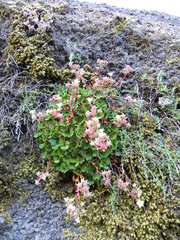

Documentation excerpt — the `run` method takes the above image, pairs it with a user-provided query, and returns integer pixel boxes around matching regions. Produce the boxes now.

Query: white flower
[107,140,112,147]
[68,204,76,211]
[75,217,80,223]
[158,97,172,106]
[137,199,144,208]
[87,97,93,104]
[86,110,91,118]
[35,180,39,186]
[30,110,36,121]
[64,197,69,203]
[108,72,114,77]
[73,79,80,87]
[98,129,105,138]
[91,117,99,124]
[115,114,121,122]
[57,103,63,109]
[90,140,95,146]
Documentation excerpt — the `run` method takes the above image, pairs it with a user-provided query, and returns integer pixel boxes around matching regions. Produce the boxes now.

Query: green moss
[0,4,9,19]
[111,15,130,33]
[45,171,74,200]
[141,116,156,136]
[8,7,62,81]
[74,181,179,240]
[130,32,152,52]
[0,151,41,207]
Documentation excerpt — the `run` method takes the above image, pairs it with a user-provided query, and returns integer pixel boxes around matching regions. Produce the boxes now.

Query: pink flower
[23,11,28,17]
[66,83,70,89]
[101,170,111,185]
[124,96,134,104]
[97,59,108,67]
[118,178,129,190]
[24,20,30,26]
[123,66,134,74]
[91,105,97,117]
[76,178,91,198]
[49,95,62,102]
[32,17,39,24]
[28,24,35,31]
[71,79,80,87]
[85,110,91,120]
[37,112,43,121]
[114,114,130,128]
[90,129,111,152]
[32,10,37,16]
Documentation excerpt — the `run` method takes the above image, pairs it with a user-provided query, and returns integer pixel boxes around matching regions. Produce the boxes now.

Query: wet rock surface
[0,0,179,239]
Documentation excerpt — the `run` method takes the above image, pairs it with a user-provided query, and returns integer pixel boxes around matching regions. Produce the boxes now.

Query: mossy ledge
[8,5,62,81]
[63,181,179,240]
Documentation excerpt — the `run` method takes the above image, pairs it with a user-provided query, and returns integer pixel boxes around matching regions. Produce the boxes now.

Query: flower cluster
[45,108,63,121]
[35,171,49,185]
[124,95,134,104]
[128,183,144,208]
[94,76,115,88]
[49,94,62,103]
[76,178,91,203]
[118,178,130,190]
[119,65,134,82]
[123,66,134,74]
[158,97,172,106]
[85,106,111,152]
[30,110,43,122]
[66,79,80,92]
[85,117,100,139]
[64,178,91,223]
[101,170,111,185]
[35,159,51,186]
[114,114,131,128]
[90,129,112,152]
[97,59,108,69]
[30,95,64,122]
[64,197,80,223]
[23,9,53,32]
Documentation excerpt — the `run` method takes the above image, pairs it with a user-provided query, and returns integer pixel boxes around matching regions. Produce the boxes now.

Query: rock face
[0,0,179,239]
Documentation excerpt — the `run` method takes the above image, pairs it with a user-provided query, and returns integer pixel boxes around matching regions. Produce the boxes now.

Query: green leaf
[49,138,57,146]
[103,147,112,158]
[38,122,44,130]
[39,143,46,149]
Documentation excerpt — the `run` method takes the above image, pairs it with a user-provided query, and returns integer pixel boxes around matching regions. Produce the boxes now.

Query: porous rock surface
[0,0,179,239]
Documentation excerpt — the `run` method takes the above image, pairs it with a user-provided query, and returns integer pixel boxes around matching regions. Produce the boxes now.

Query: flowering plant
[32,60,133,184]
[23,9,53,32]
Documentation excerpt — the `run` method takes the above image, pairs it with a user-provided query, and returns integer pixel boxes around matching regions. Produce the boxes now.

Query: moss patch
[8,5,62,81]
[64,181,179,240]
